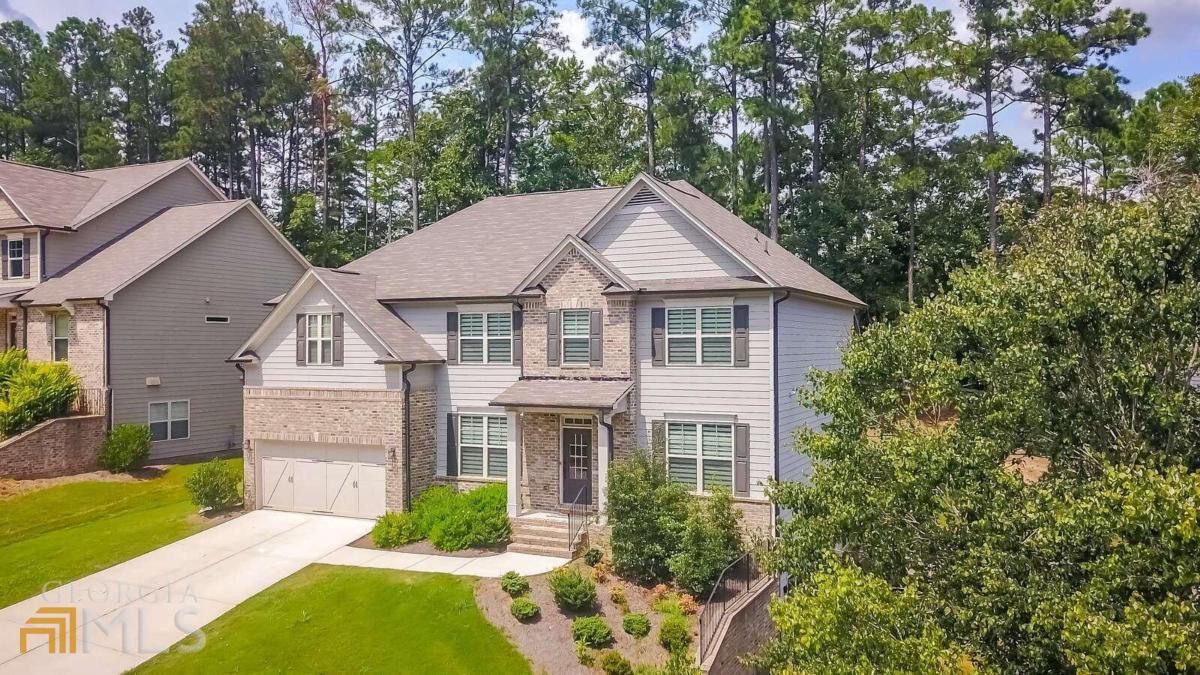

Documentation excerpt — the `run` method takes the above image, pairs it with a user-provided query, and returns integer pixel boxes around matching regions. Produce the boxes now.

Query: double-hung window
[7,239,23,278]
[52,313,69,361]
[561,309,591,364]
[149,400,189,441]
[459,312,512,364]
[458,414,508,478]
[306,313,333,365]
[666,421,734,492]
[666,307,732,365]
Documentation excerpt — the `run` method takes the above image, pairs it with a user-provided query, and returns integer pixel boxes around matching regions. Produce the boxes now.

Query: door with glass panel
[561,418,592,505]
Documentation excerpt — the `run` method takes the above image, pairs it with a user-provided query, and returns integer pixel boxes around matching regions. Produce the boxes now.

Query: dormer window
[7,239,23,279]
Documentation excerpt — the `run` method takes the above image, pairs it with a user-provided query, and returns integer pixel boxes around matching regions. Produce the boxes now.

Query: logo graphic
[19,606,78,654]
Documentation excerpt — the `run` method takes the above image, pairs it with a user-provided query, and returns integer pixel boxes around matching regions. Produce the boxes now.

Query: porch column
[506,410,522,517]
[597,415,610,518]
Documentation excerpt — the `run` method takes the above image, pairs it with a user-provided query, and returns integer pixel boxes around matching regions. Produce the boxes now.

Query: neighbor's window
[7,239,23,278]
[306,313,333,365]
[458,414,508,478]
[666,421,733,492]
[459,312,511,364]
[561,309,591,364]
[149,400,189,441]
[52,313,69,361]
[666,307,732,365]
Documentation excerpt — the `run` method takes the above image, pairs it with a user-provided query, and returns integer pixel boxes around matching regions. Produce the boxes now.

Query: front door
[562,426,592,506]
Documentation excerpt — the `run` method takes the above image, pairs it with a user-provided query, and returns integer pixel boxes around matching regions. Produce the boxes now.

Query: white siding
[587,199,750,281]
[389,303,521,474]
[635,293,775,498]
[775,297,855,483]
[256,284,391,390]
[0,231,40,291]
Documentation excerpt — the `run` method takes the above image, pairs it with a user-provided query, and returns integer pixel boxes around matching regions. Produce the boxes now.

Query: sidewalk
[317,546,565,577]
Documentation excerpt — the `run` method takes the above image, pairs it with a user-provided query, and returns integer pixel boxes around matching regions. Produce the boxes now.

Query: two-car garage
[256,441,387,519]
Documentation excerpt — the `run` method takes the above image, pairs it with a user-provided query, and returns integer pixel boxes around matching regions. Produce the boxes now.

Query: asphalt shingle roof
[490,379,634,410]
[313,268,443,363]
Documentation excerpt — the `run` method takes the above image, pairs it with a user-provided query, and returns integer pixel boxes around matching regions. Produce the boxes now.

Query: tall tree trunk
[406,58,420,232]
[766,21,780,241]
[643,8,656,174]
[812,81,823,185]
[1041,92,1053,205]
[984,80,1000,255]
[730,69,739,213]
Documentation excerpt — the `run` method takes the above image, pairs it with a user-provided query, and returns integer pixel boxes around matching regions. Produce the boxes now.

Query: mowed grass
[0,460,241,608]
[136,565,532,675]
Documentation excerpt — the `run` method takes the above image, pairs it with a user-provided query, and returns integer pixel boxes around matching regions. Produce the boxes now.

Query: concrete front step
[511,522,570,539]
[507,542,573,558]
[511,532,572,549]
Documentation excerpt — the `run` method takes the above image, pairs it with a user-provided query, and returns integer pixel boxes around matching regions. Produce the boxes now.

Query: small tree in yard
[606,449,690,583]
[185,459,241,511]
[668,487,743,597]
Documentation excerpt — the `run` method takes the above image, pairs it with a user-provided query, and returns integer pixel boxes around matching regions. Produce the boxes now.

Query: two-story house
[0,159,308,460]
[230,174,862,550]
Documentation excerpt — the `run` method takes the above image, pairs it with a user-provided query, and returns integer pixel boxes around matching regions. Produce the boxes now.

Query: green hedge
[0,353,80,437]
[371,483,510,552]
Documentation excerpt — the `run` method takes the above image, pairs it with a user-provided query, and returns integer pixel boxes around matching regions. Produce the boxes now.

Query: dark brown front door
[562,426,592,505]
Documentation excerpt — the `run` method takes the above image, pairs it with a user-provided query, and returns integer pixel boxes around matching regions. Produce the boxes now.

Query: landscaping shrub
[372,512,422,548]
[462,483,511,546]
[599,650,634,675]
[0,348,26,396]
[410,485,459,533]
[576,642,595,667]
[99,424,151,473]
[677,594,699,615]
[668,488,744,597]
[393,483,510,551]
[572,616,614,648]
[610,585,629,612]
[658,615,691,653]
[549,566,597,611]
[0,361,80,437]
[185,459,240,510]
[584,547,604,566]
[591,560,611,583]
[607,450,690,583]
[623,613,651,638]
[500,571,530,597]
[509,597,540,622]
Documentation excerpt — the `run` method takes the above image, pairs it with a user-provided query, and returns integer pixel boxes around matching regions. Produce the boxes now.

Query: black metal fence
[696,544,772,663]
[565,485,590,557]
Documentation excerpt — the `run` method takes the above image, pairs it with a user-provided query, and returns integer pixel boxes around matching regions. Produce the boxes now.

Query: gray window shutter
[546,309,560,366]
[589,309,602,367]
[651,307,666,366]
[1,241,7,280]
[445,312,458,364]
[445,413,458,476]
[21,237,29,279]
[733,305,750,367]
[512,309,523,367]
[651,420,666,463]
[332,313,344,366]
[734,423,750,496]
[295,314,306,366]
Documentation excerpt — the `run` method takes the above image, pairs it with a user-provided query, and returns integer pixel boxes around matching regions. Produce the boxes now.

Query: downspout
[102,301,112,431]
[401,363,416,511]
[771,289,790,535]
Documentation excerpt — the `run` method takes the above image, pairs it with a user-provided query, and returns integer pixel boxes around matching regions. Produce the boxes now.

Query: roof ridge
[493,185,620,198]
[77,158,190,175]
[0,159,97,181]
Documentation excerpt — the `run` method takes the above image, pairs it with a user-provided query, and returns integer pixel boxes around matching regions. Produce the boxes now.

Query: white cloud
[555,10,601,69]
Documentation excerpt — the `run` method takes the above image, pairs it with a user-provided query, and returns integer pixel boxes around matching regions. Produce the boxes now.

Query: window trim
[665,420,735,494]
[305,312,334,366]
[457,413,509,479]
[560,309,591,365]
[457,311,513,365]
[148,399,190,442]
[665,306,734,366]
[7,239,23,279]
[51,312,69,362]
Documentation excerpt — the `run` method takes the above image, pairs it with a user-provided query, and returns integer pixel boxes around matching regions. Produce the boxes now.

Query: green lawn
[136,565,532,675]
[0,460,240,608]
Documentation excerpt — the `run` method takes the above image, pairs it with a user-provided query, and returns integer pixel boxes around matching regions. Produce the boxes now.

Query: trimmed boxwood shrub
[584,547,604,566]
[510,596,540,622]
[99,424,151,473]
[599,650,634,675]
[622,613,651,638]
[571,616,613,648]
[500,571,530,597]
[658,614,691,653]
[549,566,597,611]
[372,512,422,548]
[185,459,240,511]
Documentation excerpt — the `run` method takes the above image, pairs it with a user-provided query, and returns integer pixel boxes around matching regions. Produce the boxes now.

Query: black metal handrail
[565,485,590,557]
[696,543,773,663]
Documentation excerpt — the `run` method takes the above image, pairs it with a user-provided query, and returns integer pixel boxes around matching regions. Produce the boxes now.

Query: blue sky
[3,0,1199,150]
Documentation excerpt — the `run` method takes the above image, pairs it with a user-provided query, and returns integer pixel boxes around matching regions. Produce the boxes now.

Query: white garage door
[257,441,386,519]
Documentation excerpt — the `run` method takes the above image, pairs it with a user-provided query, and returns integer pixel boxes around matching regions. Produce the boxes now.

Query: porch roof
[490,378,633,411]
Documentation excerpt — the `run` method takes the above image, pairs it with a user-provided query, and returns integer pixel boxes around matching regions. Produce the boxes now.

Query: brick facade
[0,414,106,479]
[701,576,779,675]
[26,303,106,391]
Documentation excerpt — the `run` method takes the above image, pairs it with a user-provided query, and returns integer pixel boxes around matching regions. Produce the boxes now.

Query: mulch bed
[348,533,504,558]
[475,560,682,673]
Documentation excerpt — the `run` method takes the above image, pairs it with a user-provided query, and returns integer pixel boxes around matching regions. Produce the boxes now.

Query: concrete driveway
[0,510,371,674]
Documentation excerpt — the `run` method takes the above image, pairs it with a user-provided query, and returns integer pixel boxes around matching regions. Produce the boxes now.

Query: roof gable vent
[625,188,663,208]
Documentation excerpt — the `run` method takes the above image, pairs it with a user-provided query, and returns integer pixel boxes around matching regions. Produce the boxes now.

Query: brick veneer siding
[26,303,106,391]
[0,414,105,479]
[735,499,775,540]
[701,576,779,675]
[242,386,436,512]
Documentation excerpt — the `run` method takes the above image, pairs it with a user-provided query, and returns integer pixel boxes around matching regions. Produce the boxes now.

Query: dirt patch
[186,508,243,529]
[348,534,504,558]
[476,560,682,673]
[0,466,166,500]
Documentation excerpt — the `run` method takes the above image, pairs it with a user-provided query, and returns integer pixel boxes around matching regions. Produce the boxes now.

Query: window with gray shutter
[733,305,750,367]
[734,423,750,496]
[445,413,458,476]
[651,308,665,366]
[589,309,602,366]
[446,311,459,364]
[512,309,523,367]
[295,314,306,366]
[332,313,344,366]
[546,310,560,366]
[561,309,590,364]
[21,236,29,279]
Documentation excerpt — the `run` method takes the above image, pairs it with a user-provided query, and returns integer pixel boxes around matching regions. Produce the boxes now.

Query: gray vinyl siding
[107,208,305,460]
[44,169,219,277]
[0,230,39,291]
[775,296,855,483]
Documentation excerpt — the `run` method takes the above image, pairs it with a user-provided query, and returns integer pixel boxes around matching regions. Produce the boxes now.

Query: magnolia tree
[761,189,1200,672]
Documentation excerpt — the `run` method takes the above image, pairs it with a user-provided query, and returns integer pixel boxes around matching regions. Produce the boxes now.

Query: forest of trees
[0,0,1196,319]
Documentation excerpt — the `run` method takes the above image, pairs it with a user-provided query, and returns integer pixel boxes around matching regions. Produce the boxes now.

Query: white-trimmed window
[149,400,189,441]
[666,307,733,365]
[561,309,591,364]
[666,421,733,492]
[7,239,23,278]
[306,313,333,365]
[459,312,512,364]
[52,313,68,361]
[458,414,508,478]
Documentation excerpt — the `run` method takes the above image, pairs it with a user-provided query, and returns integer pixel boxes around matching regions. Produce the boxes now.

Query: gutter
[771,289,790,536]
[401,363,416,511]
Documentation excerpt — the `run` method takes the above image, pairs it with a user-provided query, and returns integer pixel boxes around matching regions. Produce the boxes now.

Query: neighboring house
[231,174,862,549]
[0,159,309,460]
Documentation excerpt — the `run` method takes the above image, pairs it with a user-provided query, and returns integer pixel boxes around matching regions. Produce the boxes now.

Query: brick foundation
[701,576,779,674]
[0,414,106,479]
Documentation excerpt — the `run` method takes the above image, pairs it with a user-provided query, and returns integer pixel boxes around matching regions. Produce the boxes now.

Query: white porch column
[597,415,611,518]
[506,410,522,517]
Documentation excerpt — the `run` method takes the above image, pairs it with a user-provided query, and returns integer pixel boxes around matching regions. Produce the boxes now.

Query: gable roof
[514,235,636,295]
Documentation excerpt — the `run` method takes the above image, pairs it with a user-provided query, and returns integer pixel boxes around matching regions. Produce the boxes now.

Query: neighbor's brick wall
[702,577,778,675]
[0,414,105,479]
[26,303,107,392]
